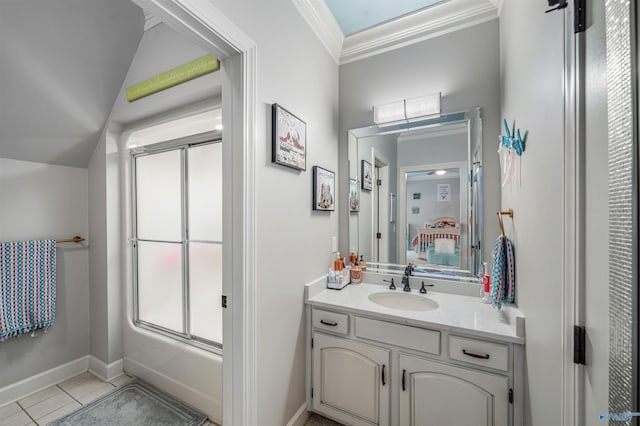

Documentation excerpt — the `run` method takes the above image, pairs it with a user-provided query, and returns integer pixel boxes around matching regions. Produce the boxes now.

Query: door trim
[562,2,583,425]
[130,2,258,424]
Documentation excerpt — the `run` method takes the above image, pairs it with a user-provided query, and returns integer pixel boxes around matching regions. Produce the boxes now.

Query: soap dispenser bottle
[358,255,366,271]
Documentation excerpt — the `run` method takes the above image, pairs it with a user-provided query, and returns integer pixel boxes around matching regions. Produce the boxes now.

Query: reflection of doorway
[372,149,390,263]
[398,162,467,270]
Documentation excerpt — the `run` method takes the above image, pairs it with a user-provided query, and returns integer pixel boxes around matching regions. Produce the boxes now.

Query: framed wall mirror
[348,108,483,281]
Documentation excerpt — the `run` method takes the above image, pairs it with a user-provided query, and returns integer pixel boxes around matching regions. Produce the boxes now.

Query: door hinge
[376,232,382,239]
[221,295,227,308]
[574,325,586,364]
[509,389,513,404]
[311,338,314,349]
[311,387,314,398]
[573,0,586,33]
[376,179,382,186]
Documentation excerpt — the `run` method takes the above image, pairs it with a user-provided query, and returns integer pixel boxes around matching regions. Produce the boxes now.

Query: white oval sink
[368,292,439,311]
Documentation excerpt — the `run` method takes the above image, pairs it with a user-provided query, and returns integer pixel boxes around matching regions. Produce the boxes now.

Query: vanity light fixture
[435,170,447,175]
[373,93,441,126]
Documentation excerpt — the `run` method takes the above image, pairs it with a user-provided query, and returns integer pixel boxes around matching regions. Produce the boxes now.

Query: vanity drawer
[312,309,349,335]
[355,317,440,355]
[448,336,509,371]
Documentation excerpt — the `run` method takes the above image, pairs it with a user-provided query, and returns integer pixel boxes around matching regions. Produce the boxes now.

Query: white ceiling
[0,0,144,167]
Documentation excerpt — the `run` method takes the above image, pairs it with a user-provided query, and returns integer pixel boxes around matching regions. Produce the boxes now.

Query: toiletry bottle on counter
[350,251,358,266]
[358,255,366,271]
[481,262,492,304]
[351,263,362,284]
[334,252,343,272]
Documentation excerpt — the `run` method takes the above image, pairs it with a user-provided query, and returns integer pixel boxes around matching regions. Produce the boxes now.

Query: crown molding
[340,0,498,64]
[143,10,162,31]
[291,0,344,63]
[490,0,504,16]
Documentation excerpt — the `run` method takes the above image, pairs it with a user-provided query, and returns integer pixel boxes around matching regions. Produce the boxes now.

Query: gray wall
[339,19,501,267]
[500,1,564,424]
[0,158,89,387]
[397,133,467,167]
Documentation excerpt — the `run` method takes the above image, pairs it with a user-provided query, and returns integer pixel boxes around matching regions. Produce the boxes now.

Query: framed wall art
[313,166,335,211]
[361,160,372,191]
[272,103,306,171]
[437,184,451,202]
[349,178,360,212]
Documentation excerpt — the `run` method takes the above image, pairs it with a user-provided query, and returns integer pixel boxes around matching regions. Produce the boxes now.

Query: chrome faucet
[402,265,413,292]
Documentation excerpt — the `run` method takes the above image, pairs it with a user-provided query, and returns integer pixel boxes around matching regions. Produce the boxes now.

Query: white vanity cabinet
[399,353,508,426]
[312,332,390,426]
[307,305,524,426]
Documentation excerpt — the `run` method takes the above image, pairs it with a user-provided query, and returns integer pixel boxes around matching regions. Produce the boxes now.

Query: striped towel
[490,235,515,309]
[0,240,57,341]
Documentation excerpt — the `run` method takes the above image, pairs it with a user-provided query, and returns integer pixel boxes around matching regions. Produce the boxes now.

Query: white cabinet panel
[355,316,440,354]
[313,309,349,335]
[399,353,508,426]
[313,332,390,426]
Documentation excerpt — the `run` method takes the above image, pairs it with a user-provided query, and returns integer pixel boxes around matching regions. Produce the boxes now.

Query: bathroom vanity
[305,281,525,426]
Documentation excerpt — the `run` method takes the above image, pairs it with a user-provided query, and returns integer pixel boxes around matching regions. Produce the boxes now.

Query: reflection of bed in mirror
[409,217,461,268]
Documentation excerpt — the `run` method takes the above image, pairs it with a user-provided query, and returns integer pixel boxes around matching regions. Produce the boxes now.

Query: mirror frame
[347,107,483,281]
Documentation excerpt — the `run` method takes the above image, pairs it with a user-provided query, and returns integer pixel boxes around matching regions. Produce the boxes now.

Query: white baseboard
[88,356,124,382]
[0,356,90,407]
[287,402,310,426]
[123,356,221,424]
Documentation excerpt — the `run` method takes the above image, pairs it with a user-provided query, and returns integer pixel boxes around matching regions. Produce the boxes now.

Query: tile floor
[0,372,217,426]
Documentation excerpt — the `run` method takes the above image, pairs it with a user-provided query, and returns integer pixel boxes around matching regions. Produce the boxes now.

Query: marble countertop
[306,282,525,345]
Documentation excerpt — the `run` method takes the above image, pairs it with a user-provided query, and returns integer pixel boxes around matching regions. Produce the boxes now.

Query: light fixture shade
[405,93,441,120]
[373,100,406,125]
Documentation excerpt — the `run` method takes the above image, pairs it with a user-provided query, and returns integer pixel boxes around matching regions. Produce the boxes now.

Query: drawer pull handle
[320,319,338,326]
[382,364,386,386]
[402,369,406,391]
[462,349,490,360]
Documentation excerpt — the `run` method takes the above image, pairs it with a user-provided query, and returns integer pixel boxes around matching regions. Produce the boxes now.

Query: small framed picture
[413,193,421,200]
[313,166,335,211]
[349,178,360,212]
[437,184,451,202]
[361,160,372,191]
[412,207,420,214]
[272,103,306,171]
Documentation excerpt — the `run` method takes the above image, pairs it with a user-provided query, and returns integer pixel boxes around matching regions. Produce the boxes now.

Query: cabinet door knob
[381,364,386,386]
[402,369,406,391]
[319,319,338,326]
[462,349,490,359]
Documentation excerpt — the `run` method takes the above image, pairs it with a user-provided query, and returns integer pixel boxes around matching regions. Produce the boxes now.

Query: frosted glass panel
[138,241,183,333]
[136,150,182,241]
[189,242,222,343]
[188,143,222,241]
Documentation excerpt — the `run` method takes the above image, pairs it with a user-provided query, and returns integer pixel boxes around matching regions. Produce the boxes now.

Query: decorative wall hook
[500,119,527,156]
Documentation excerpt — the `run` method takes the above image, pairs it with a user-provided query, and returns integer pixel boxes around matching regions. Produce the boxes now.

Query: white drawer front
[355,317,440,355]
[448,335,509,371]
[312,309,349,335]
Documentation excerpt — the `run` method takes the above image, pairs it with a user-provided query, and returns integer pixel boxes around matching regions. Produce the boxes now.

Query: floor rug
[48,380,207,426]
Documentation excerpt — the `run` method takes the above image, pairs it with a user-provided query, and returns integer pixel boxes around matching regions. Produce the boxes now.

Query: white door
[313,332,390,426]
[399,354,509,426]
